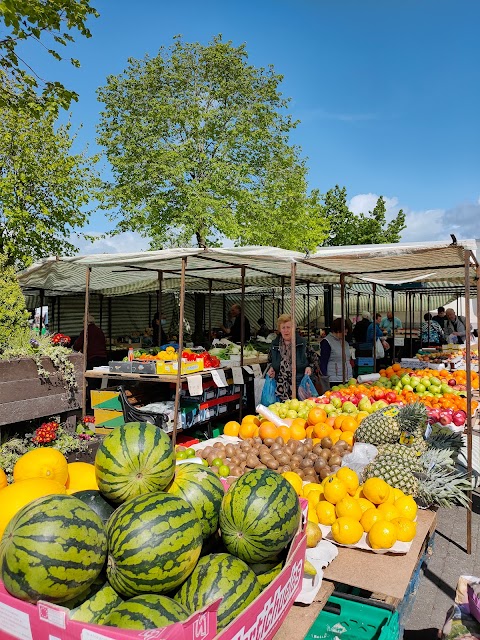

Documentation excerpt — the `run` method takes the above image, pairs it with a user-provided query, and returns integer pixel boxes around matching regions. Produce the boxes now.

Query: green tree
[0,0,99,112]
[0,255,30,353]
[321,185,406,246]
[0,104,99,269]
[97,35,329,251]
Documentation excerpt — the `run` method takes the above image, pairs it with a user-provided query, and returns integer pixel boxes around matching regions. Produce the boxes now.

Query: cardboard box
[94,408,125,428]
[91,390,122,411]
[156,360,204,375]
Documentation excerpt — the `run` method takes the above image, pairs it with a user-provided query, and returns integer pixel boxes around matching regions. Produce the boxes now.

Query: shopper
[421,313,445,346]
[353,312,371,344]
[380,311,402,337]
[445,308,469,344]
[225,304,251,343]
[256,317,270,338]
[319,318,353,383]
[267,314,318,401]
[73,314,108,369]
[432,306,447,330]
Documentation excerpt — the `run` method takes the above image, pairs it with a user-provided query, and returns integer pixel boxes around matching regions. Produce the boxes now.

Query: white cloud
[73,231,151,255]
[348,192,480,243]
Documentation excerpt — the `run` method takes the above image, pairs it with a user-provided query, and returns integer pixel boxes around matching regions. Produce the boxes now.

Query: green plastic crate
[357,365,375,374]
[306,593,399,640]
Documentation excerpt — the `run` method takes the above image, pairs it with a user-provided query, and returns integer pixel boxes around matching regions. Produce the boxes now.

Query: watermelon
[249,560,283,589]
[67,582,123,624]
[95,422,175,503]
[174,553,261,631]
[0,494,107,604]
[74,490,116,524]
[104,594,190,629]
[106,492,202,597]
[167,463,224,539]
[219,469,301,563]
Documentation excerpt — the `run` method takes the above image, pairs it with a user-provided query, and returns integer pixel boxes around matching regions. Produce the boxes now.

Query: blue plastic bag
[260,376,278,406]
[298,374,319,400]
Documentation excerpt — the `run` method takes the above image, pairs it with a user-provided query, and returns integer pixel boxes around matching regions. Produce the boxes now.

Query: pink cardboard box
[0,503,307,640]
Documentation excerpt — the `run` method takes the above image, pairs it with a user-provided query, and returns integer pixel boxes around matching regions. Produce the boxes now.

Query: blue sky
[18,0,480,252]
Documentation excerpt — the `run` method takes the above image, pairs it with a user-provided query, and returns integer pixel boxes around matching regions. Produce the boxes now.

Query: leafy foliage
[322,185,406,246]
[0,0,99,112]
[0,254,30,353]
[97,34,329,251]
[0,105,100,269]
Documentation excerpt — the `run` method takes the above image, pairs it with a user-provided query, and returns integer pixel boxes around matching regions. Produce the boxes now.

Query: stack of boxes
[90,390,125,432]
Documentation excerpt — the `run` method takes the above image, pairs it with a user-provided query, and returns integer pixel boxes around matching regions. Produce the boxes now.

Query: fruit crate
[305,592,399,640]
[357,365,375,374]
[357,357,374,367]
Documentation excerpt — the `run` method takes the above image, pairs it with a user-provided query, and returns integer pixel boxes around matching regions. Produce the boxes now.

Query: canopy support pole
[307,282,311,345]
[82,268,91,414]
[157,271,163,339]
[208,280,212,343]
[239,266,246,421]
[281,276,285,313]
[356,292,360,323]
[108,298,112,353]
[99,294,104,330]
[372,284,377,371]
[340,274,347,382]
[39,289,44,335]
[57,296,61,333]
[291,262,297,399]
[173,257,187,448]
[391,289,396,363]
[465,251,473,554]
[419,293,423,349]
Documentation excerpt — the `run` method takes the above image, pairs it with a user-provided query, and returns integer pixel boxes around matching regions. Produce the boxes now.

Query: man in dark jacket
[353,312,371,345]
[227,304,251,343]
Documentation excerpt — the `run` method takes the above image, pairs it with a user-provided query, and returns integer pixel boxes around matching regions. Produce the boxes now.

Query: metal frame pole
[391,289,396,364]
[39,289,44,335]
[307,282,311,345]
[356,292,360,323]
[281,276,285,314]
[419,293,423,349]
[340,274,347,382]
[465,251,473,554]
[372,284,377,371]
[81,268,91,414]
[291,262,297,399]
[57,296,61,333]
[208,279,212,342]
[173,257,187,448]
[240,266,246,366]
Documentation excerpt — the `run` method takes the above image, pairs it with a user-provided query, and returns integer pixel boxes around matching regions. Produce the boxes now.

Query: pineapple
[363,453,471,508]
[396,402,428,452]
[355,405,402,445]
[426,426,464,455]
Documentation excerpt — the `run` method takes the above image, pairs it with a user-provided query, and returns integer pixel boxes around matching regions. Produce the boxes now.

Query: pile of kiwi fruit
[198,436,352,483]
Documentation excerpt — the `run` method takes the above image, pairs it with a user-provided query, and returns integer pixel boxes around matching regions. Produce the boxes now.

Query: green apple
[429,377,441,386]
[348,378,357,386]
[390,375,400,385]
[403,384,413,392]
[416,383,426,393]
[289,399,300,411]
[358,398,372,412]
[441,384,451,394]
[331,397,343,409]
[331,385,340,392]
[421,377,431,388]
[286,410,298,419]
[383,380,392,389]
[278,408,287,418]
[409,377,420,388]
[323,403,335,414]
[401,375,411,386]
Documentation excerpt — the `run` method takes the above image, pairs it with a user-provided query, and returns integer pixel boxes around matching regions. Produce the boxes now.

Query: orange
[238,422,257,440]
[339,431,354,446]
[392,363,401,372]
[312,423,332,439]
[334,415,346,430]
[291,418,308,430]
[223,421,240,437]
[330,429,343,444]
[325,416,336,428]
[277,426,291,442]
[306,426,314,438]
[253,426,260,438]
[258,422,278,440]
[290,423,307,440]
[340,416,357,433]
[308,407,327,425]
[241,415,260,427]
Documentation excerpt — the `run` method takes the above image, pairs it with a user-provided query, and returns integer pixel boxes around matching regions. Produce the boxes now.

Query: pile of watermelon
[0,422,301,632]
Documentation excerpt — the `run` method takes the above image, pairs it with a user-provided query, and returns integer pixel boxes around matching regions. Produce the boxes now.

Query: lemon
[376,503,401,521]
[354,485,365,499]
[335,467,359,496]
[331,517,364,545]
[282,472,304,496]
[360,507,383,533]
[357,497,376,514]
[304,483,324,498]
[323,477,348,504]
[308,505,319,524]
[335,496,363,521]
[391,517,417,543]
[316,501,337,526]
[362,478,391,504]
[394,495,418,521]
[384,487,396,505]
[368,521,398,550]
[307,493,322,510]
[392,488,406,502]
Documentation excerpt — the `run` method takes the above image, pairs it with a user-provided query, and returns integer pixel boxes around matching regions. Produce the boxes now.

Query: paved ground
[403,491,480,639]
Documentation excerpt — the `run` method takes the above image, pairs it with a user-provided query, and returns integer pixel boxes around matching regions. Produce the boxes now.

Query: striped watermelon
[249,560,283,590]
[95,422,175,504]
[67,582,123,624]
[74,490,116,524]
[0,494,107,604]
[106,492,202,597]
[174,553,261,631]
[104,594,190,629]
[219,469,301,563]
[167,463,224,539]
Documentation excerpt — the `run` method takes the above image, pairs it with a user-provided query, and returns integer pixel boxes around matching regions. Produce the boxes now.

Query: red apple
[448,379,457,386]
[385,392,397,404]
[452,411,466,427]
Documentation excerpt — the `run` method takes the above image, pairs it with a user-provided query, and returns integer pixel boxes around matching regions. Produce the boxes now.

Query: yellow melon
[13,448,68,485]
[65,462,99,492]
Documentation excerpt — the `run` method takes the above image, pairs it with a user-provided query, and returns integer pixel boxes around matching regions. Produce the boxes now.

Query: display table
[273,581,335,640]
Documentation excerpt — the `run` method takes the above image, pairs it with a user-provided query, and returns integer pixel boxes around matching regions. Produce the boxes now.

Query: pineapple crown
[398,402,428,434]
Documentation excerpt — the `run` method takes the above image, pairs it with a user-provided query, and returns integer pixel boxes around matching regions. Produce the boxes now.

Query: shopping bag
[375,339,385,359]
[298,374,319,400]
[314,374,331,395]
[254,377,266,407]
[260,376,278,406]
